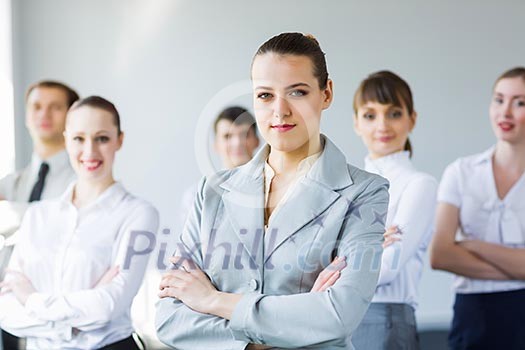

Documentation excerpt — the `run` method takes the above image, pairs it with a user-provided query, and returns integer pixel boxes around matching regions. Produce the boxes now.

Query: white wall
[11,0,525,333]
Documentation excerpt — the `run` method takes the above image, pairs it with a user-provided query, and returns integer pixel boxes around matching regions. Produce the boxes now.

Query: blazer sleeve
[228,176,389,348]
[155,176,249,350]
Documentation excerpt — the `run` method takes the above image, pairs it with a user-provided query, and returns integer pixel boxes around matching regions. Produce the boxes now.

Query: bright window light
[0,0,15,179]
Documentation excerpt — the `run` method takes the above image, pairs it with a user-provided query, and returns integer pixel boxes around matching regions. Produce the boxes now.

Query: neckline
[365,150,412,177]
[489,154,525,203]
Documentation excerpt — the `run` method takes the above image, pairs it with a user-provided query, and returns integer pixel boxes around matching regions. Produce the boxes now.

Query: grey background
[8,0,524,334]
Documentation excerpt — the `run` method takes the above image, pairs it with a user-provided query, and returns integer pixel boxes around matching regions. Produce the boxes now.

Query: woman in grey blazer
[156,32,389,350]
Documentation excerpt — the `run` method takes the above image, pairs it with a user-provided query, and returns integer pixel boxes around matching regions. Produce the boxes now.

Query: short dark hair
[25,80,79,108]
[69,96,122,135]
[353,70,415,157]
[213,106,257,136]
[253,32,329,89]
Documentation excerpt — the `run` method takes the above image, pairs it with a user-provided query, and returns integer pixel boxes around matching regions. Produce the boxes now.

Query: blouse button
[248,279,259,291]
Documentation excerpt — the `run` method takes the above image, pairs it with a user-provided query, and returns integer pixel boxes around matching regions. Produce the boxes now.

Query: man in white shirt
[0,80,79,350]
[0,81,79,203]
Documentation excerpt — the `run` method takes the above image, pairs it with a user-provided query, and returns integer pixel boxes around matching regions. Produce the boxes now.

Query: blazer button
[249,279,259,291]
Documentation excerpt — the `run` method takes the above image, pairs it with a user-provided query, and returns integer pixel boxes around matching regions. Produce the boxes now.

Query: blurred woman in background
[431,67,525,349]
[0,96,159,350]
[352,71,437,349]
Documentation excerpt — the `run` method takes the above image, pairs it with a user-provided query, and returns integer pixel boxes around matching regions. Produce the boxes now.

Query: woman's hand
[311,256,346,292]
[0,269,36,305]
[158,256,219,314]
[383,225,402,249]
[95,265,120,287]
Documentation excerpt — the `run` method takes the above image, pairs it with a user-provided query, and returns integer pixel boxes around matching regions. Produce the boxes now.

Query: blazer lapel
[264,136,354,263]
[220,146,268,271]
[264,179,340,263]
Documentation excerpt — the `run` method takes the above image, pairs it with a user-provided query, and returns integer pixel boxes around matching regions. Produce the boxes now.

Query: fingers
[0,281,11,292]
[384,225,400,237]
[311,256,347,292]
[95,265,120,287]
[159,270,193,290]
[320,256,346,277]
[108,265,120,275]
[169,256,198,272]
[383,236,401,248]
[332,256,347,270]
[159,276,178,290]
[319,257,346,290]
[310,279,323,292]
[318,270,341,292]
[314,264,334,288]
[383,226,402,248]
[158,287,179,299]
[104,265,120,279]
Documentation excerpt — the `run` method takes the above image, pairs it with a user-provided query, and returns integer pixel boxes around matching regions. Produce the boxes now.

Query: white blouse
[438,147,525,294]
[0,182,159,349]
[365,151,437,308]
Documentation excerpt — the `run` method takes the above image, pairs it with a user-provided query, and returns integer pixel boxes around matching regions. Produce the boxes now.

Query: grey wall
[11,0,525,330]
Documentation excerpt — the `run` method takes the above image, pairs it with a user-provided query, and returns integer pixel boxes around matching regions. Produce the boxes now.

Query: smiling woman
[0,96,159,350]
[430,67,525,349]
[65,97,123,201]
[351,71,438,350]
[155,32,389,350]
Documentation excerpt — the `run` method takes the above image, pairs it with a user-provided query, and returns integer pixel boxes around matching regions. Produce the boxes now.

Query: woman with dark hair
[156,32,389,349]
[431,67,525,349]
[0,96,159,350]
[352,71,437,349]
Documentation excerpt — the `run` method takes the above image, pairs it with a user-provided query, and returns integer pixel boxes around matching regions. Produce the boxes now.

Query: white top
[365,151,437,308]
[263,151,321,226]
[0,150,76,202]
[438,147,525,294]
[0,182,159,350]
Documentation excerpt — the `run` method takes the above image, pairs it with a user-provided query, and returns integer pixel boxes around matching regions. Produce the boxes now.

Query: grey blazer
[156,136,389,350]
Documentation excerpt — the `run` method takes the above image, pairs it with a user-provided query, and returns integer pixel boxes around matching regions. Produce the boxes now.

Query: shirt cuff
[24,293,73,341]
[437,194,461,208]
[229,292,265,343]
[25,292,47,317]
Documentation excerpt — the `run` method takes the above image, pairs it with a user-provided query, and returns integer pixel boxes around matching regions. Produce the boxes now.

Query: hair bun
[304,33,321,47]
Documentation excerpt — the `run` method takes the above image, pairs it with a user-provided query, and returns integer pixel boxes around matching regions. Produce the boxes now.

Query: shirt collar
[472,146,495,165]
[364,150,413,178]
[223,134,353,192]
[31,149,71,175]
[59,182,127,211]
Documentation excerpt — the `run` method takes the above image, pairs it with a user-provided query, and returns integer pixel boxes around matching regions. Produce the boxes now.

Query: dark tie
[28,162,50,202]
